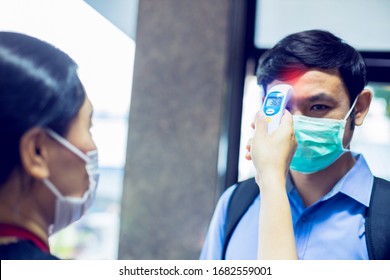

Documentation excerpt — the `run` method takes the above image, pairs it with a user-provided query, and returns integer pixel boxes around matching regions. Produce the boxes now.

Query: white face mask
[43,129,99,235]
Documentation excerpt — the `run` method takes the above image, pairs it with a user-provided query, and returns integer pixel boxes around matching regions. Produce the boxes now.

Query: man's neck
[290,152,356,207]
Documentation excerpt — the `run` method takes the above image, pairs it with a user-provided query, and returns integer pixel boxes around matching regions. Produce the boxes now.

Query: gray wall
[118,0,238,259]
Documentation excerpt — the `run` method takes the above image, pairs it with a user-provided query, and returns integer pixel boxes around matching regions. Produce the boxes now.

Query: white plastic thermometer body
[262,84,293,134]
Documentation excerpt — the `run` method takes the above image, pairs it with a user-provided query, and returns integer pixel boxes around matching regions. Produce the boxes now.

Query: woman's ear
[354,89,373,126]
[19,128,50,180]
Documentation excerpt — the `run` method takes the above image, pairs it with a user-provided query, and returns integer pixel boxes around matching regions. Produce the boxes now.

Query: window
[238,0,390,182]
[0,0,136,259]
[255,0,390,51]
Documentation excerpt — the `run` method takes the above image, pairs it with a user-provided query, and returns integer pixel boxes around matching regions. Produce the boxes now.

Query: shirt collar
[336,153,373,207]
[286,153,373,207]
[0,223,50,253]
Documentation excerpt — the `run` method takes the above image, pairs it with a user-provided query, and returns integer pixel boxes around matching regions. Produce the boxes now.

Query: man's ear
[354,89,373,126]
[19,128,50,180]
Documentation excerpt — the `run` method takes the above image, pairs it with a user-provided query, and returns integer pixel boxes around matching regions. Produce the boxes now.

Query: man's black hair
[256,29,367,105]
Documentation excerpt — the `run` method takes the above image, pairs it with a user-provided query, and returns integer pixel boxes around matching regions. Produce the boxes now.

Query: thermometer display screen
[265,96,282,107]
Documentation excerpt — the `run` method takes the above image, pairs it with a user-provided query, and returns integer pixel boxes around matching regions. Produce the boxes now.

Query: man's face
[267,68,354,148]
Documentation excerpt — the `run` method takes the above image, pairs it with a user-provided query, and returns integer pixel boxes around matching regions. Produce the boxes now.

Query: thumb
[279,110,293,129]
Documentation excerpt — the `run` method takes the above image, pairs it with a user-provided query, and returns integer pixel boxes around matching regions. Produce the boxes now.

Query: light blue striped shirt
[200,153,373,260]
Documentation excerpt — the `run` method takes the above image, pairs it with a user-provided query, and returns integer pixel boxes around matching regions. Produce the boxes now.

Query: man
[200,29,388,260]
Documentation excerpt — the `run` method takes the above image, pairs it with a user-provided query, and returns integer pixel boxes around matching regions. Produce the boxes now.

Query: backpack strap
[365,176,390,260]
[222,177,259,260]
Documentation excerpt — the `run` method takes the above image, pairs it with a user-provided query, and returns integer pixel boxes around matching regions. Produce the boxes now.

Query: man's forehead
[267,68,341,87]
[287,92,339,108]
[268,70,345,94]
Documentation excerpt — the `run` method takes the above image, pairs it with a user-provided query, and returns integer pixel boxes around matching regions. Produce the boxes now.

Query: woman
[0,32,99,259]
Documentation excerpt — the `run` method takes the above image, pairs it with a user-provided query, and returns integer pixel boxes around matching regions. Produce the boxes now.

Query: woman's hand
[246,110,297,189]
[247,110,298,260]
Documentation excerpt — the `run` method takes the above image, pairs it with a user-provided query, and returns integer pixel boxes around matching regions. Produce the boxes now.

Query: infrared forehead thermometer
[262,84,293,134]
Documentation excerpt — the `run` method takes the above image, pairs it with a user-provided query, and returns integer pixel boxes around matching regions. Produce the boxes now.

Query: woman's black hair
[256,29,367,104]
[0,32,85,184]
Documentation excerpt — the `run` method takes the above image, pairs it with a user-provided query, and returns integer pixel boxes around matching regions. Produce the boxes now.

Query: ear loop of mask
[45,129,90,163]
[344,96,359,121]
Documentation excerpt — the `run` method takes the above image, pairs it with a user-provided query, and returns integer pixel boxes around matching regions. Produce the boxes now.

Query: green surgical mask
[290,98,358,174]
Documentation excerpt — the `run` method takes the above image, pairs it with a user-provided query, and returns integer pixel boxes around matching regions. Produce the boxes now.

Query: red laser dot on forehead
[279,68,307,84]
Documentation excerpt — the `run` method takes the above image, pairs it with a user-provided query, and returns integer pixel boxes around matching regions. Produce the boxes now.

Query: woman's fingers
[246,138,252,160]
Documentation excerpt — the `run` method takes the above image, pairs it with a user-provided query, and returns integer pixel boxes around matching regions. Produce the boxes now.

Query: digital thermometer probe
[262,84,293,134]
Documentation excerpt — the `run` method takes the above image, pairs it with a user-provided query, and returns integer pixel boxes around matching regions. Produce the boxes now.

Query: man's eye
[311,104,329,111]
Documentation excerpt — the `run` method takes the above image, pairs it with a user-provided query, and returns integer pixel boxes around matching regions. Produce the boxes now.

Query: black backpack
[223,176,390,260]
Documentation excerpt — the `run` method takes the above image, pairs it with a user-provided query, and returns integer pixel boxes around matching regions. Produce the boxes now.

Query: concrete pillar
[119,0,243,259]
